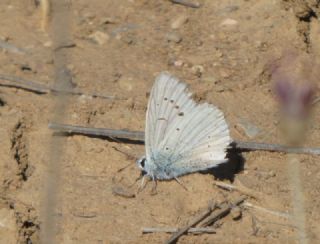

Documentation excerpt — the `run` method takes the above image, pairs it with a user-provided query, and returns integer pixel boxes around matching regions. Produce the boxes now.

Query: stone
[220,18,238,26]
[88,31,110,45]
[237,118,261,138]
[171,15,189,29]
[191,65,204,77]
[166,32,182,43]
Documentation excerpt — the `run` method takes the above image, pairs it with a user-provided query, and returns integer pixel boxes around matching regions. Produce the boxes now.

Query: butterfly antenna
[174,177,189,191]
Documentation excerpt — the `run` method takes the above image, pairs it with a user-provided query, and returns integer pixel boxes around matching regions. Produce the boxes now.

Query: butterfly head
[136,156,147,172]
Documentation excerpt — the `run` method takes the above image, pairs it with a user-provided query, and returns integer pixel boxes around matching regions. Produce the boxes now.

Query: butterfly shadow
[201,142,245,182]
[52,131,145,145]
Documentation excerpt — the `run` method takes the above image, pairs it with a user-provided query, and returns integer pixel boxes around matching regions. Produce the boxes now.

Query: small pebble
[118,78,134,91]
[231,207,242,220]
[166,32,182,43]
[43,41,52,47]
[214,84,225,93]
[219,69,231,78]
[236,118,261,139]
[220,18,238,26]
[201,76,218,83]
[112,186,135,198]
[222,5,239,13]
[174,60,184,67]
[171,15,189,29]
[268,170,276,178]
[100,17,116,25]
[83,12,96,20]
[88,31,110,45]
[191,65,204,77]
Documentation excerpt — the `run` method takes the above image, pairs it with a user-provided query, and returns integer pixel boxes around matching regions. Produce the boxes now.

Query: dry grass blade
[214,180,260,199]
[201,196,247,227]
[142,227,215,234]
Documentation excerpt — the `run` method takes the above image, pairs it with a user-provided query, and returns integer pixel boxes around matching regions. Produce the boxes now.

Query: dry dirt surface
[1,0,320,243]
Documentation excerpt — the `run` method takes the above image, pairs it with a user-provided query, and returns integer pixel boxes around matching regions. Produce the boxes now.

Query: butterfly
[137,72,231,181]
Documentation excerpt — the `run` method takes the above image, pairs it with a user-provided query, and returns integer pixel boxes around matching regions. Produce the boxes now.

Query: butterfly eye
[164,97,168,101]
[178,112,184,116]
[137,157,146,170]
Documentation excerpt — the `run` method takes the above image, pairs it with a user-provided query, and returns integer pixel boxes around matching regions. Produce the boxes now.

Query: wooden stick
[142,227,215,234]
[165,201,216,244]
[201,196,247,227]
[0,74,119,99]
[48,123,320,155]
[170,0,200,8]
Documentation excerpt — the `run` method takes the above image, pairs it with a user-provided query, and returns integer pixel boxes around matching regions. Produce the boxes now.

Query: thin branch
[243,202,291,219]
[48,123,320,155]
[234,141,320,155]
[201,196,247,227]
[165,201,216,244]
[142,227,215,234]
[170,0,200,8]
[0,74,120,100]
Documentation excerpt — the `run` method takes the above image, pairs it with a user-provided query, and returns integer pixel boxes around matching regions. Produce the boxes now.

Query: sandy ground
[0,0,320,243]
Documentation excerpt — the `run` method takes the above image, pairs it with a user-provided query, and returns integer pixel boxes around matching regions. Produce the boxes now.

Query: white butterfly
[137,72,231,181]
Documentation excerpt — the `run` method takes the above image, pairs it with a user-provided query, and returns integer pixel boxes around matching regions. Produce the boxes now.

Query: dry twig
[213,180,260,199]
[48,123,320,155]
[0,74,119,100]
[170,0,200,8]
[142,227,215,234]
[201,196,247,227]
[243,202,291,219]
[165,201,216,244]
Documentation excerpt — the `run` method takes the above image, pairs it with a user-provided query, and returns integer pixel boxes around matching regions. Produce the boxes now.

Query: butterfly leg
[174,177,189,191]
[137,175,149,193]
[150,177,158,195]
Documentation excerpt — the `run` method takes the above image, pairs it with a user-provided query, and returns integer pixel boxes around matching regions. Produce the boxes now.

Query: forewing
[145,72,195,160]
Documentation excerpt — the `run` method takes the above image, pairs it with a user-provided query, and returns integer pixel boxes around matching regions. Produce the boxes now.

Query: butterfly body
[138,72,231,180]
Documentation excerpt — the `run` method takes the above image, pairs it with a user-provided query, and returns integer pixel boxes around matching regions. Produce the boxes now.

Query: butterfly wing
[161,103,230,177]
[145,72,230,179]
[145,72,196,160]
